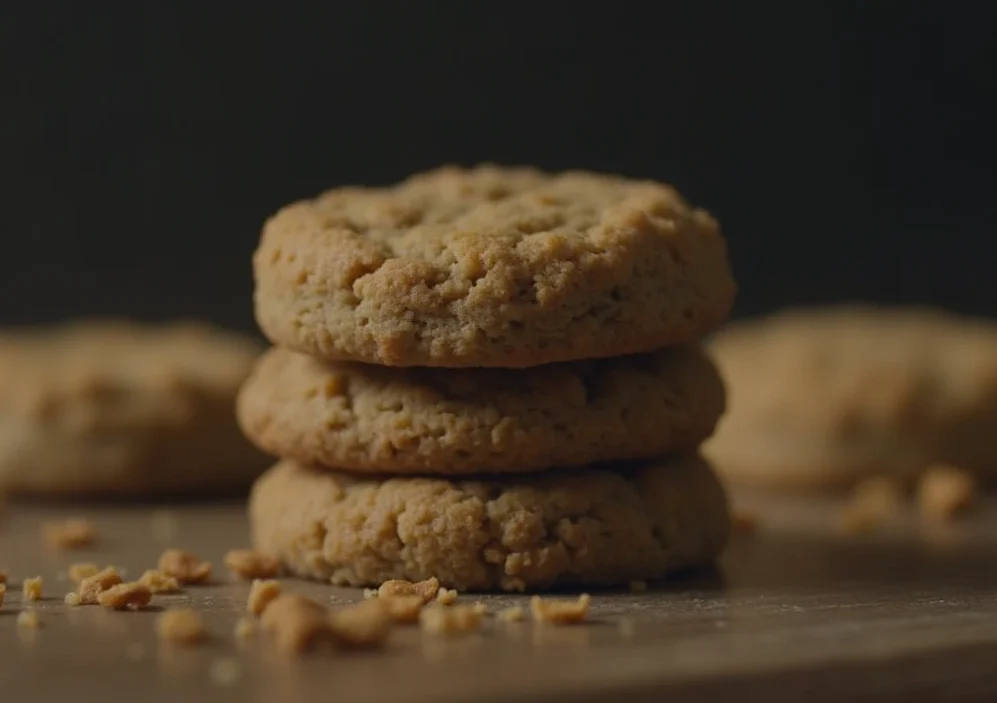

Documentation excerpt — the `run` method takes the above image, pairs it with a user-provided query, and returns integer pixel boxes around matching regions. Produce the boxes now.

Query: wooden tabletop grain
[1,491,996,703]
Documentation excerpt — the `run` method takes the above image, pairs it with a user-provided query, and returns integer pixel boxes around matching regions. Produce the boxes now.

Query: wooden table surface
[1,491,996,703]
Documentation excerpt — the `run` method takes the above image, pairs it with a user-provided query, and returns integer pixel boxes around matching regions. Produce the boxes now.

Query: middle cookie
[237,345,725,474]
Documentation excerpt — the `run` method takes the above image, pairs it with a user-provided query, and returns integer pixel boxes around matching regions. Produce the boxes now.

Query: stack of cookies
[238,165,737,592]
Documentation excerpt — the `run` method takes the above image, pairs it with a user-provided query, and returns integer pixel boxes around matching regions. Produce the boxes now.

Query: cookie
[0,320,269,496]
[253,164,735,367]
[705,306,997,490]
[249,455,730,591]
[236,344,725,474]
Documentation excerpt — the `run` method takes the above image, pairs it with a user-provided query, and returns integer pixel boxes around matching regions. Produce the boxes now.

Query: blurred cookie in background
[0,320,269,497]
[704,306,997,491]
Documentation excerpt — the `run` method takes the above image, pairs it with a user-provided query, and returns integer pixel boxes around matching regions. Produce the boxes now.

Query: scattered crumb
[919,464,976,521]
[0,569,8,584]
[247,579,281,617]
[377,594,426,624]
[125,643,146,662]
[436,587,458,605]
[730,510,759,536]
[328,600,393,649]
[23,576,43,601]
[260,595,332,654]
[138,569,182,594]
[158,548,212,584]
[42,519,97,550]
[618,617,637,639]
[853,477,905,517]
[210,657,242,687]
[68,563,100,584]
[150,509,180,543]
[17,609,41,630]
[0,583,6,607]
[64,592,81,606]
[234,617,256,641]
[78,567,123,604]
[472,602,488,616]
[362,588,378,600]
[224,549,281,580]
[496,606,525,623]
[530,594,591,624]
[420,604,484,636]
[377,577,440,603]
[97,582,152,610]
[629,580,648,594]
[156,609,208,646]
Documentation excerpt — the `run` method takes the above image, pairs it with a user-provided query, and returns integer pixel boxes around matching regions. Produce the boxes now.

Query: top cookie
[0,320,269,496]
[253,164,735,367]
[704,306,997,490]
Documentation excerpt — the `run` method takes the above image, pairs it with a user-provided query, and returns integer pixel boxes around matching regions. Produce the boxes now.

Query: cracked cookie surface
[253,164,735,367]
[706,306,997,490]
[237,345,725,473]
[0,320,269,496]
[248,455,729,591]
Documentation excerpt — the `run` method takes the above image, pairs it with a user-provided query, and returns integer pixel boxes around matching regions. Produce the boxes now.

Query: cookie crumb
[838,477,904,535]
[17,609,41,630]
[362,588,378,600]
[150,510,180,543]
[78,567,123,604]
[628,580,648,594]
[731,510,759,536]
[378,595,426,624]
[436,587,458,605]
[210,657,242,687]
[328,600,393,648]
[497,606,525,622]
[0,569,7,584]
[919,464,976,521]
[68,563,100,584]
[420,604,484,636]
[158,548,212,584]
[125,643,146,662]
[260,595,332,654]
[42,519,97,550]
[138,569,182,594]
[156,609,208,646]
[247,579,281,616]
[234,617,256,641]
[23,576,43,601]
[0,583,6,607]
[377,577,439,603]
[64,592,81,606]
[530,594,591,624]
[224,549,280,580]
[97,582,152,610]
[472,601,488,616]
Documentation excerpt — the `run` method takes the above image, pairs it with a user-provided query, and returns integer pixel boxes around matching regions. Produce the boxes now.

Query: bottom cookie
[249,456,730,592]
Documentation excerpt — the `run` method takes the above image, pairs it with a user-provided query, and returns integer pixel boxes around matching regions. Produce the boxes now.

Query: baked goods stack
[238,165,737,592]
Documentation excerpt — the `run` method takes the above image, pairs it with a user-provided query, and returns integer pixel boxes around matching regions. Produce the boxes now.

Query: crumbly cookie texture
[253,164,735,368]
[249,455,729,592]
[705,306,997,490]
[238,344,724,474]
[0,320,268,496]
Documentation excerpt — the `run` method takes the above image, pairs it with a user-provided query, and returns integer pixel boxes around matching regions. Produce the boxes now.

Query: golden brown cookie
[249,455,729,591]
[0,320,269,496]
[705,306,997,490]
[253,164,735,368]
[236,344,725,474]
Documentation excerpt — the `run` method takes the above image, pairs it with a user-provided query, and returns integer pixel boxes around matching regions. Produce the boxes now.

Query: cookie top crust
[254,164,735,367]
[237,344,725,474]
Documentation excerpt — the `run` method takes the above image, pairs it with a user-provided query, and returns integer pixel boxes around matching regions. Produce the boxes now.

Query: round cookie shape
[253,164,735,367]
[705,306,997,490]
[237,344,725,474]
[0,320,269,496]
[249,455,730,592]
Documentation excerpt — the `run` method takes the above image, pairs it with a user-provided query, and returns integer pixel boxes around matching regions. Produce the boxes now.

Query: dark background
[2,4,995,333]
